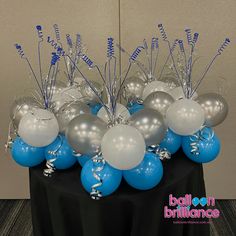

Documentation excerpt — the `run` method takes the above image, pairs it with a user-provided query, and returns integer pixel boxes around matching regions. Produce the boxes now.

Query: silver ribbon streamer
[90,152,105,200]
[72,151,82,157]
[156,146,171,161]
[128,98,143,106]
[107,114,129,128]
[189,126,214,156]
[43,135,63,177]
[136,98,144,105]
[5,122,16,152]
[147,145,171,161]
[43,158,57,177]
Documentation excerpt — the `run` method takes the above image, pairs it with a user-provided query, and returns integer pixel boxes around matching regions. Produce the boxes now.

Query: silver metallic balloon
[10,97,39,130]
[80,81,103,105]
[129,108,167,146]
[196,93,228,127]
[56,101,90,134]
[66,114,107,155]
[122,76,145,102]
[144,91,174,116]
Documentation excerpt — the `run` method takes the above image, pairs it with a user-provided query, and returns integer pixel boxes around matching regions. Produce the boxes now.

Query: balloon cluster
[7,24,230,199]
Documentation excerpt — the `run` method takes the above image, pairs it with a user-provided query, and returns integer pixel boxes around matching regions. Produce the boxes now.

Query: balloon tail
[90,153,105,200]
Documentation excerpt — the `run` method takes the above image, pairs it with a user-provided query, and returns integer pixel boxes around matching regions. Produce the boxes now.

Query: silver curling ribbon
[190,134,200,156]
[136,98,143,105]
[90,152,105,200]
[147,145,171,161]
[72,150,82,157]
[5,122,17,152]
[43,135,63,177]
[189,126,214,157]
[43,158,57,177]
[107,113,129,128]
[155,146,171,161]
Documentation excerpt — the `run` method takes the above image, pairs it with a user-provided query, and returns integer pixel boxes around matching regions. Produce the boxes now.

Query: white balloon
[97,103,130,123]
[101,124,145,170]
[167,86,198,100]
[166,99,205,135]
[142,81,170,100]
[18,108,59,147]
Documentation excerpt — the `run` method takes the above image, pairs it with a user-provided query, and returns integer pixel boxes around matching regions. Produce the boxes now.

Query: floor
[0,200,235,236]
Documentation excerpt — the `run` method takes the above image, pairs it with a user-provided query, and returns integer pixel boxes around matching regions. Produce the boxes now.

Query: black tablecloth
[30,149,209,236]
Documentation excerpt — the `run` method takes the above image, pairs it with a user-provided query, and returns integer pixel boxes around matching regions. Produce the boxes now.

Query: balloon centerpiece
[7,24,230,200]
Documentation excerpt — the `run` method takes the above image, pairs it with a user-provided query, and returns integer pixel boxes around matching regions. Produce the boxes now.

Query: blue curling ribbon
[217,38,230,55]
[158,24,167,41]
[81,54,94,67]
[178,40,185,52]
[51,52,60,65]
[15,44,25,58]
[76,33,81,48]
[171,39,179,52]
[130,46,144,61]
[36,25,42,30]
[36,25,43,41]
[56,47,65,56]
[151,37,159,49]
[192,33,199,45]
[66,34,73,48]
[47,36,59,49]
[53,24,61,41]
[47,36,66,56]
[185,28,192,45]
[107,37,114,58]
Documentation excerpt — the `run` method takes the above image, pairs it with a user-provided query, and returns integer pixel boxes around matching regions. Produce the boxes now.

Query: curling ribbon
[189,126,214,156]
[147,145,171,161]
[156,146,171,160]
[130,46,145,62]
[5,122,15,152]
[72,150,82,157]
[107,112,129,128]
[43,135,63,177]
[43,158,56,177]
[90,153,105,200]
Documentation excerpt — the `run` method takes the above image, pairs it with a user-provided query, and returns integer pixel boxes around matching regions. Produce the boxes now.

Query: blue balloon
[90,103,102,115]
[45,135,77,169]
[81,159,122,196]
[127,102,144,115]
[77,155,91,167]
[11,137,45,167]
[182,128,221,163]
[123,152,163,190]
[159,129,182,154]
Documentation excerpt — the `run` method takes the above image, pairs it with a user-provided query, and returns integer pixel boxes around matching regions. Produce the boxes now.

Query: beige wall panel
[0,0,119,198]
[120,0,236,198]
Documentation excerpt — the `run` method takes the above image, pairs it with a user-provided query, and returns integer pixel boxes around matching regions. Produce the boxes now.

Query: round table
[30,149,209,236]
